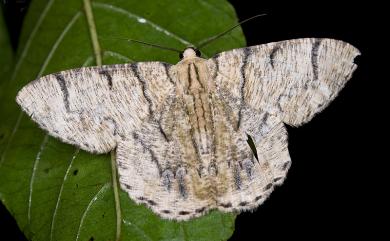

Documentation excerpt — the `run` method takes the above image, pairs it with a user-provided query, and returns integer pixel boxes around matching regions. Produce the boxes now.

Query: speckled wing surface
[16,38,360,221]
[206,38,360,204]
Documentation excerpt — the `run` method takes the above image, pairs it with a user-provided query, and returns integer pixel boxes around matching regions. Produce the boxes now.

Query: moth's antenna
[197,14,267,50]
[100,36,182,53]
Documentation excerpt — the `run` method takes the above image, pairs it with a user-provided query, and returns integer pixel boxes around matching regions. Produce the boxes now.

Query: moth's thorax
[172,57,217,165]
[175,57,214,93]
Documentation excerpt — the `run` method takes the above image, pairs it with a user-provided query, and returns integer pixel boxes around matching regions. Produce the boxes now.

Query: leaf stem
[111,150,122,241]
[83,1,121,239]
[83,0,102,66]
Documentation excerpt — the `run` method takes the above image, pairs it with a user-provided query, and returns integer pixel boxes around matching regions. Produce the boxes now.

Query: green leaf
[0,0,245,240]
[0,4,14,95]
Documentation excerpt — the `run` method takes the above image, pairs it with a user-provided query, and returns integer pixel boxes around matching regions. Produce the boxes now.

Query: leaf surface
[0,4,14,96]
[0,0,245,240]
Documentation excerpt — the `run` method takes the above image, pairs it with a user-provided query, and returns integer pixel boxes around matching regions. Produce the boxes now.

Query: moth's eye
[179,52,184,59]
[195,49,201,57]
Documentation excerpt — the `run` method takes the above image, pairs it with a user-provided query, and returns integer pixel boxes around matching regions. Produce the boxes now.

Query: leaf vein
[10,0,56,82]
[196,0,234,18]
[75,182,110,241]
[93,2,207,55]
[103,50,134,63]
[81,55,95,67]
[123,219,153,241]
[28,135,49,223]
[37,12,82,77]
[0,112,22,169]
[49,148,79,241]
[1,11,81,171]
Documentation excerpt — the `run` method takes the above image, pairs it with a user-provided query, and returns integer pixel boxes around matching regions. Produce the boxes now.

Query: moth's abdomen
[182,92,213,155]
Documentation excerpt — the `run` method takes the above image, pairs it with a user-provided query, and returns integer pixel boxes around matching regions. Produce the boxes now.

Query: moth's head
[179,47,201,60]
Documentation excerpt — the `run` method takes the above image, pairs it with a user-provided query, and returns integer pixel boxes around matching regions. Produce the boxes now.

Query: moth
[16,38,360,220]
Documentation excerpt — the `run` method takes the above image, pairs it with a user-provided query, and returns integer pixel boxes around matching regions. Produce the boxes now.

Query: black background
[0,0,382,240]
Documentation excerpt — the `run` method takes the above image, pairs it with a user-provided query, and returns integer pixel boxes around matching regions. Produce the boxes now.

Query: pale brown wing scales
[209,38,360,127]
[16,62,175,153]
